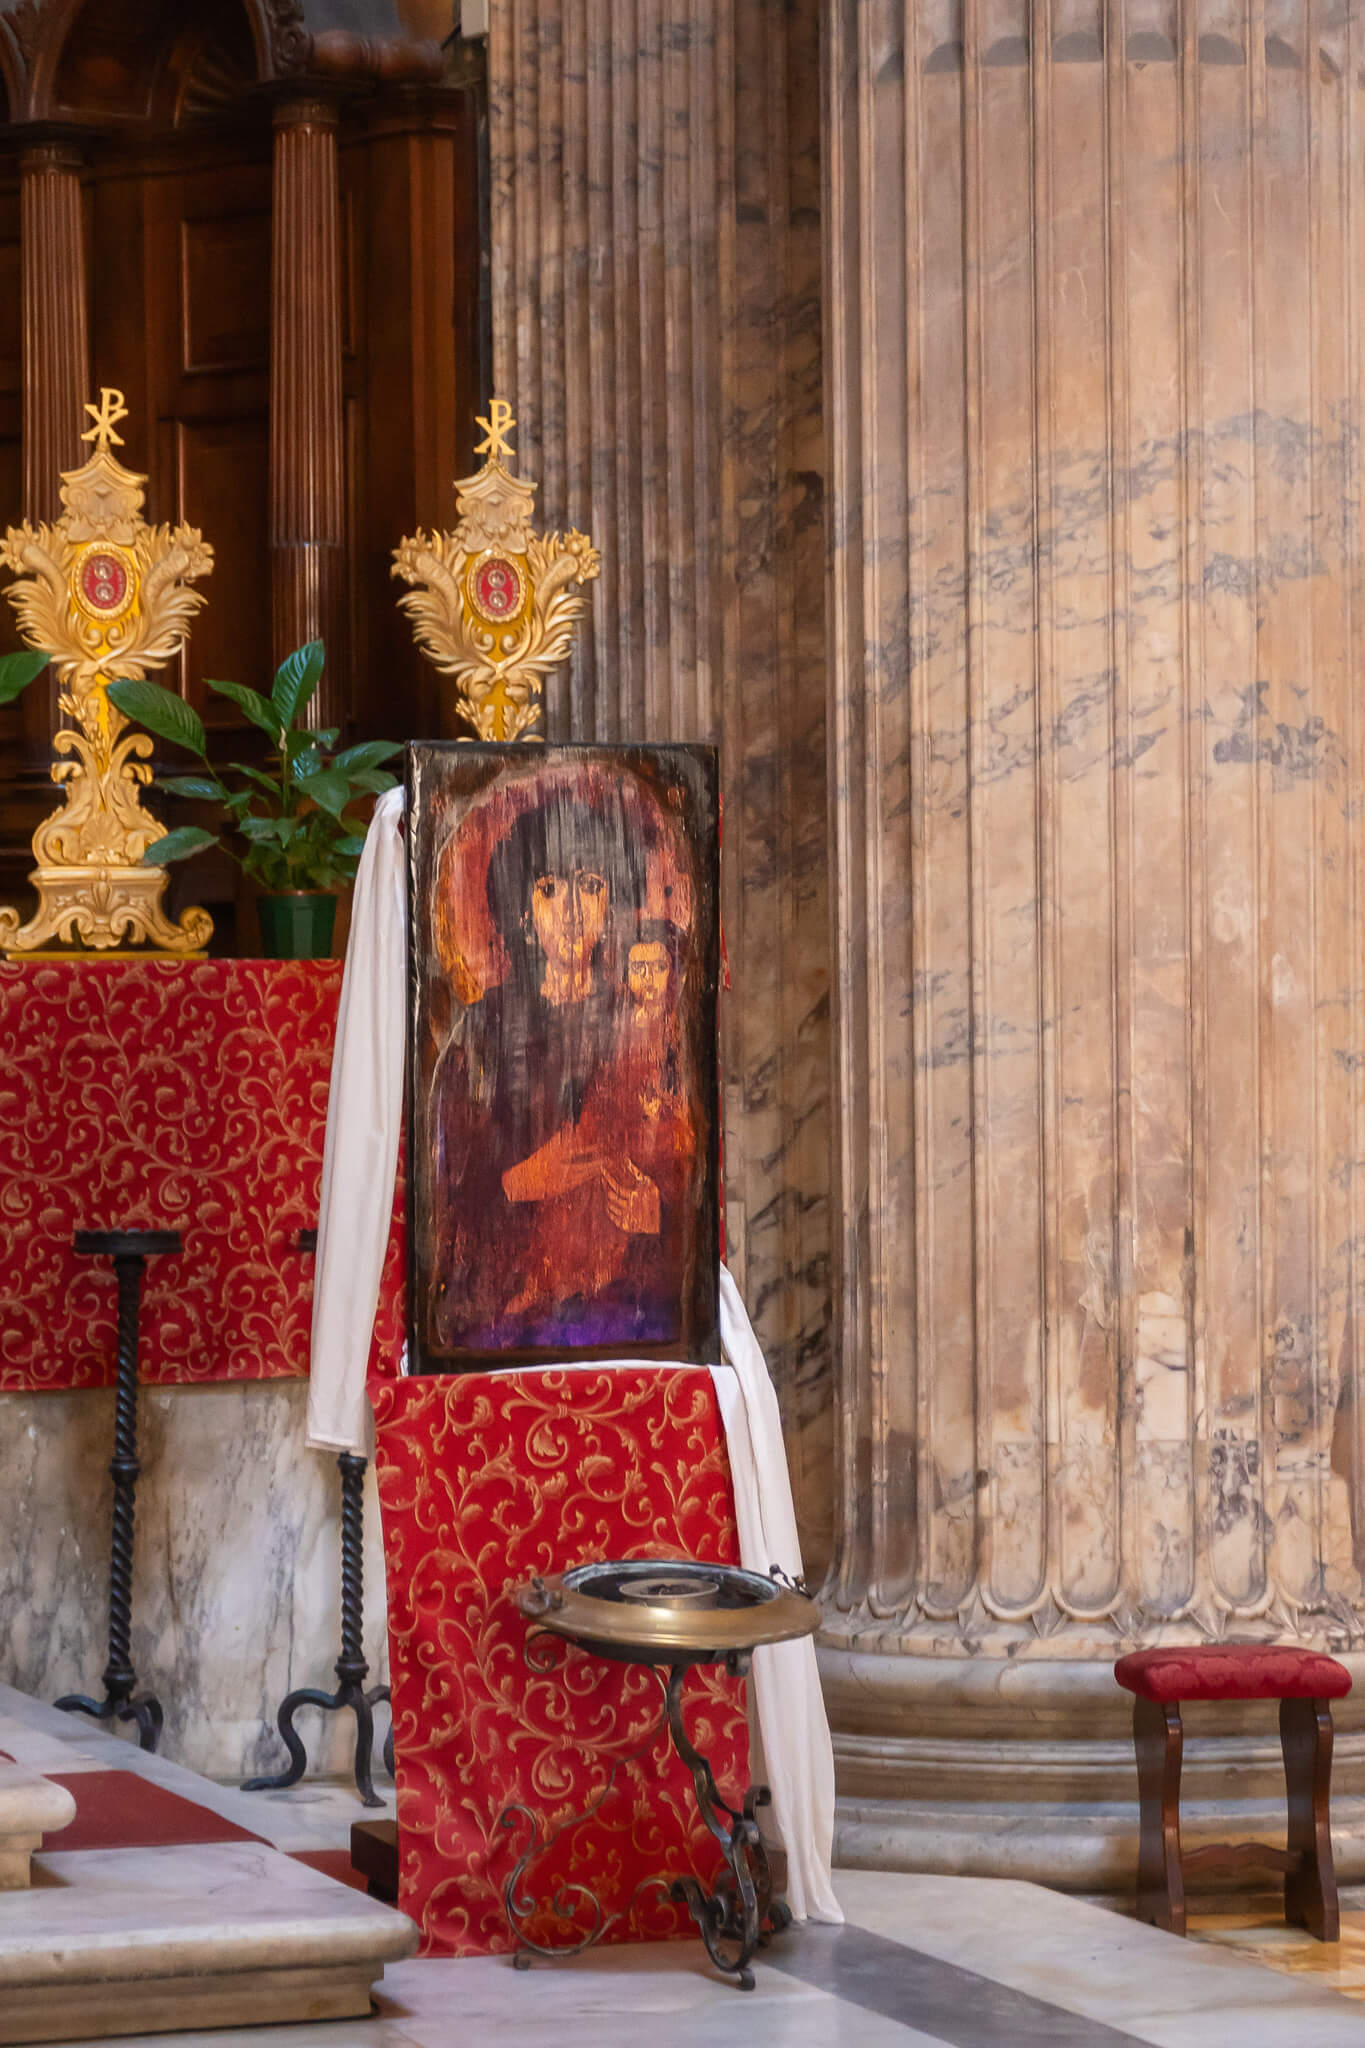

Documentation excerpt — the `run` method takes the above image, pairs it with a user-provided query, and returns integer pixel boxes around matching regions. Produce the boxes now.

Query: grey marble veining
[0,1383,388,1783]
[488,0,835,1575]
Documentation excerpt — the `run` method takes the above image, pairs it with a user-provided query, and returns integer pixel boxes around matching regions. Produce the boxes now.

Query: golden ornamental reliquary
[0,389,214,956]
[391,399,601,741]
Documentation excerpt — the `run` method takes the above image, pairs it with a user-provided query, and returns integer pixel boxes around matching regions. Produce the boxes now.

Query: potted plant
[0,649,57,706]
[106,642,399,960]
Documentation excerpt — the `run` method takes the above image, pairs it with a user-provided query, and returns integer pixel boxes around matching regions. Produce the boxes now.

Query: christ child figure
[500,918,695,1329]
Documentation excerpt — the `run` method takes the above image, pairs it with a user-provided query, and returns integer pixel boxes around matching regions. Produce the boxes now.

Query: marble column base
[0,1764,74,1890]
[823,1646,1365,1892]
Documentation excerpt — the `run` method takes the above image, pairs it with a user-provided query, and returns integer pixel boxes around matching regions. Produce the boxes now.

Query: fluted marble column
[489,0,834,1562]
[824,0,1365,1883]
[21,141,88,752]
[270,98,346,729]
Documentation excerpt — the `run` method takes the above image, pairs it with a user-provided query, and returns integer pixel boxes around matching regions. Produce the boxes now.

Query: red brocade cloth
[372,1367,751,1959]
[0,958,404,1390]
[1114,1645,1353,1705]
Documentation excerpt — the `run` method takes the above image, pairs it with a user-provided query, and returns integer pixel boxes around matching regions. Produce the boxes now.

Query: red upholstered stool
[1115,1644,1352,1940]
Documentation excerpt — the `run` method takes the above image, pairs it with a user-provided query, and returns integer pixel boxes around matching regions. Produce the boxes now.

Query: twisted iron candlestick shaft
[242,1437,393,1802]
[337,1452,368,1678]
[102,1251,142,1703]
[56,1229,179,1753]
[243,1226,392,1804]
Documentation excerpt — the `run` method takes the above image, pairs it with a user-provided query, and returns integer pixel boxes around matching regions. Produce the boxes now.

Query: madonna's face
[530,865,609,971]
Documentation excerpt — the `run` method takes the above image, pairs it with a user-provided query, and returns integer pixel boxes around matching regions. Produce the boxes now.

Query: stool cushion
[1114,1644,1352,1705]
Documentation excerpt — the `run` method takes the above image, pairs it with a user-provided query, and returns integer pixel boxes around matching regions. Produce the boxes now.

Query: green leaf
[239,815,283,842]
[292,746,325,780]
[106,678,207,757]
[161,775,228,802]
[227,762,286,800]
[295,766,351,819]
[206,677,282,743]
[331,740,402,773]
[271,641,325,729]
[332,834,367,858]
[144,825,217,866]
[346,768,398,796]
[0,649,51,705]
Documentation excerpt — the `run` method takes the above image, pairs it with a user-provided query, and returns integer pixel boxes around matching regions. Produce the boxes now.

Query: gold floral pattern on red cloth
[0,959,404,1389]
[371,1368,750,1957]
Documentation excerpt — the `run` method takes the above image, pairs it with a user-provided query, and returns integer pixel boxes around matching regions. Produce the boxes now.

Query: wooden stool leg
[1281,1696,1339,1941]
[1134,1695,1185,1935]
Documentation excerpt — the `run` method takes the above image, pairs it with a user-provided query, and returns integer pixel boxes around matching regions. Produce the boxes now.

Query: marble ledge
[0,1842,417,2046]
[0,1764,75,1891]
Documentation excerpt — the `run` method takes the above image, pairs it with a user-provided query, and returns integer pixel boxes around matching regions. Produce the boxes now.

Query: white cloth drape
[307,786,841,1921]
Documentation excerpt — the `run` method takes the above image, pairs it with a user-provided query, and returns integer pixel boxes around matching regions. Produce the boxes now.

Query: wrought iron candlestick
[56,1228,181,1752]
[243,1229,393,1806]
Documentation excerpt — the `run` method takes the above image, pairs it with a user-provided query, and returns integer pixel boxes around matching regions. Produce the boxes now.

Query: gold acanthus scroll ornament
[391,399,601,741]
[0,389,214,955]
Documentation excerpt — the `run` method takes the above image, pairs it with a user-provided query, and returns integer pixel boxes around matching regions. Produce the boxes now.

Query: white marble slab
[0,1841,416,2045]
[833,1871,1365,2046]
[0,1381,389,1782]
[0,1763,75,1889]
[23,1864,1365,2048]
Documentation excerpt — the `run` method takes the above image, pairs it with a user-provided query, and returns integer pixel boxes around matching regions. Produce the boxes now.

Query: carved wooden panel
[179,211,270,376]
[174,415,271,723]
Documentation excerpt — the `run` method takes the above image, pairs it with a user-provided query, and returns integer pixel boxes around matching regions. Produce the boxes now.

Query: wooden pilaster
[20,140,88,752]
[269,97,346,729]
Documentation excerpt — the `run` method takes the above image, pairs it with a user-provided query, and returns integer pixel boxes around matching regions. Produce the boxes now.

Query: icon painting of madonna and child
[406,742,721,1369]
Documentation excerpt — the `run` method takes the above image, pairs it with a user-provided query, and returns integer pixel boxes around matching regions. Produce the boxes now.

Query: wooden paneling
[0,165,35,903]
[0,77,482,935]
[133,152,272,732]
[174,415,271,720]
[179,212,270,376]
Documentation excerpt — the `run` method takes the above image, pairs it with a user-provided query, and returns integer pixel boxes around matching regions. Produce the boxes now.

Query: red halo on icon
[432,758,693,998]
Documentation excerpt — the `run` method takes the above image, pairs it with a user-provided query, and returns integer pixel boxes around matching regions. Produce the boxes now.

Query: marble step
[0,1764,76,1890]
[0,1839,417,2043]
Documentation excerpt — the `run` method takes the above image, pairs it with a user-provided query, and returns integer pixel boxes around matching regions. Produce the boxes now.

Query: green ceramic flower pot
[256,891,337,960]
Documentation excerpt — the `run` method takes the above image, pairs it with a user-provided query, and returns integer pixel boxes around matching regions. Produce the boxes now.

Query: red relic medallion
[78,549,132,618]
[468,553,525,625]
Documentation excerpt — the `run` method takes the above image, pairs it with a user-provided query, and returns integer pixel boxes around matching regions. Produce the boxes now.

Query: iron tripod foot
[243,1449,393,1806]
[501,1644,788,1988]
[56,1229,180,1755]
[666,1652,783,1990]
[52,1688,164,1753]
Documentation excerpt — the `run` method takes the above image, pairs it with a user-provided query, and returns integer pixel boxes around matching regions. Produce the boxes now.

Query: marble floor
[5,1685,1365,2046]
[1190,1899,1365,2003]
[58,1855,1365,2048]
